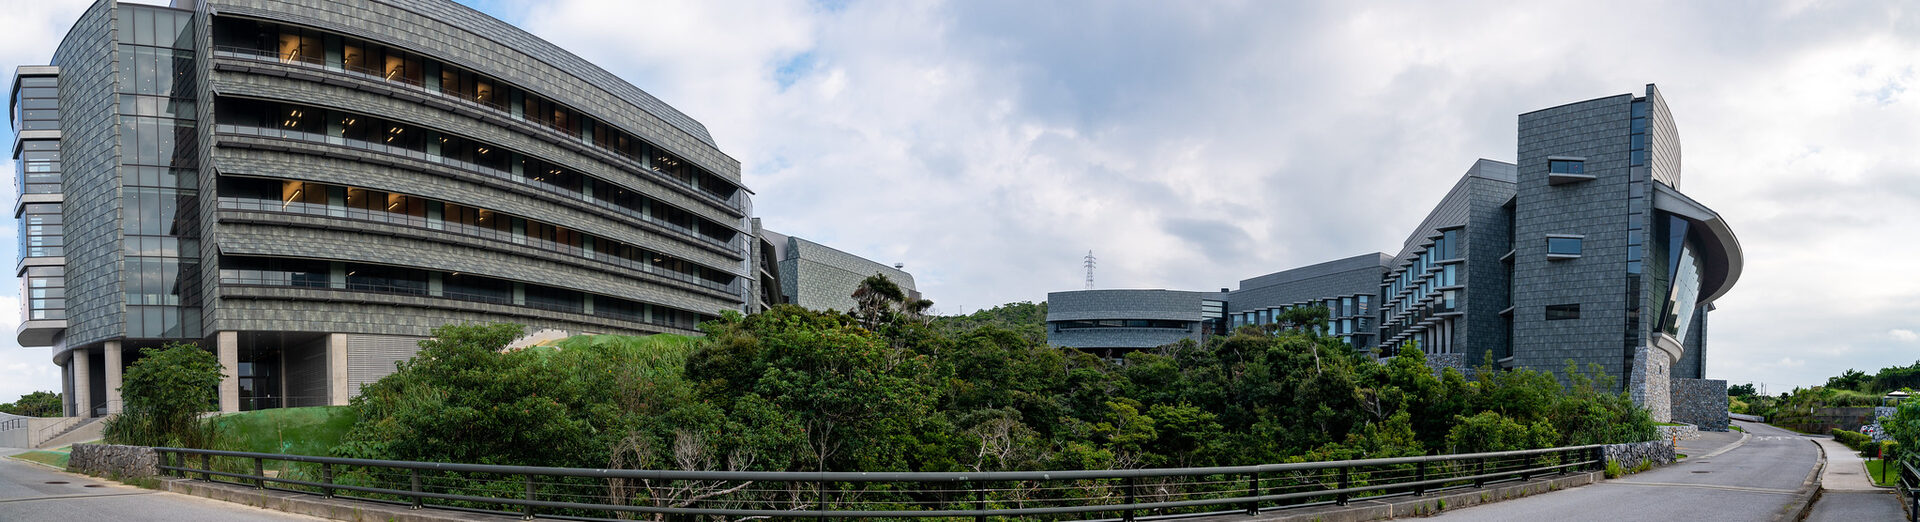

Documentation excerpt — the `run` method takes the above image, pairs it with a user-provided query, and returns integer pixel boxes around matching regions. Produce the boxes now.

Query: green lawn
[8,450,70,469]
[210,406,357,456]
[1863,459,1901,487]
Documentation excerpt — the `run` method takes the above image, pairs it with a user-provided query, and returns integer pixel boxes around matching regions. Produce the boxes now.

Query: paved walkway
[1805,436,1904,522]
[0,449,320,521]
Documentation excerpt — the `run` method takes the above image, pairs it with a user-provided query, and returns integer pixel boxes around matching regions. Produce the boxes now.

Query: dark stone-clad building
[15,0,758,416]
[1045,289,1222,356]
[1046,85,1743,425]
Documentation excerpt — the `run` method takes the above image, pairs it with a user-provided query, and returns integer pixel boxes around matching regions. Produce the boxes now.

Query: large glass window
[1548,159,1585,174]
[1546,237,1583,257]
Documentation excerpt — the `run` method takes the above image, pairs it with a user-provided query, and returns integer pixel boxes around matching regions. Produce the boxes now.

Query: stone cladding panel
[1670,378,1729,431]
[204,0,741,183]
[53,0,125,348]
[213,148,744,271]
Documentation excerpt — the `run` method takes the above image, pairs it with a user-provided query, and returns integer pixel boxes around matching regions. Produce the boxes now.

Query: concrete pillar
[72,349,91,418]
[218,331,239,413]
[327,333,350,406]
[103,341,122,415]
[60,360,73,417]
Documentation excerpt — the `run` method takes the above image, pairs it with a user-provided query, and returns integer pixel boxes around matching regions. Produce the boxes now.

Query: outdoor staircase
[35,416,102,449]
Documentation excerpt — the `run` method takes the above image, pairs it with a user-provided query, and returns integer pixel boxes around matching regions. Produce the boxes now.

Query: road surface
[1430,420,1820,521]
[0,449,319,521]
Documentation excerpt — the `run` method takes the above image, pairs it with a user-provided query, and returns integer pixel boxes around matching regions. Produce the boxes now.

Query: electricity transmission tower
[1083,250,1097,289]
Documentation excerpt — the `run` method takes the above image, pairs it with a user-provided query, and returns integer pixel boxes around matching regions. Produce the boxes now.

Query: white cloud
[1893,329,1919,342]
[1,0,1916,398]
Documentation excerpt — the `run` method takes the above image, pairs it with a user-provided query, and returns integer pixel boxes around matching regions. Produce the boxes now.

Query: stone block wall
[1670,378,1729,431]
[1601,439,1675,472]
[68,443,159,479]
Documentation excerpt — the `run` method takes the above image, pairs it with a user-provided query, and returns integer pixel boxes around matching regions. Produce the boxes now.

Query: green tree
[103,342,224,447]
[850,273,906,330]
[1728,383,1757,397]
[0,391,63,417]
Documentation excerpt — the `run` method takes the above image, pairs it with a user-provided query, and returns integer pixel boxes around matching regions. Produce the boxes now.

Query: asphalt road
[1429,420,1821,522]
[0,449,320,521]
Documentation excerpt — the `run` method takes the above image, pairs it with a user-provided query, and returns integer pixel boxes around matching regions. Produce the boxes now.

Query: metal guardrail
[1901,457,1917,522]
[156,444,1606,520]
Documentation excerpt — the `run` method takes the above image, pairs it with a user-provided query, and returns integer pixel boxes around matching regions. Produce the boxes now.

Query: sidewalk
[1805,437,1903,522]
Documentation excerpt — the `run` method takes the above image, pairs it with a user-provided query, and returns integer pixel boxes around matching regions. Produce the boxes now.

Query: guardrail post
[1123,476,1136,522]
[1521,454,1533,481]
[253,457,265,489]
[972,480,985,522]
[816,480,827,515]
[1473,458,1486,488]
[1336,465,1350,505]
[1591,447,1604,472]
[321,463,334,498]
[523,474,535,520]
[200,453,210,482]
[1414,461,1426,495]
[410,469,423,510]
[1245,471,1260,515]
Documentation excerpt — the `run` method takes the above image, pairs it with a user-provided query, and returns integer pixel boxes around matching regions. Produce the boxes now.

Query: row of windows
[210,17,741,205]
[213,97,739,249]
[19,203,64,259]
[17,144,60,195]
[1054,319,1192,330]
[22,266,64,321]
[218,255,714,330]
[1548,159,1585,174]
[11,75,58,131]
[216,177,737,291]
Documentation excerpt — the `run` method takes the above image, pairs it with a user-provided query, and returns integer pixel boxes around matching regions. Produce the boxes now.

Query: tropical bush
[103,342,224,448]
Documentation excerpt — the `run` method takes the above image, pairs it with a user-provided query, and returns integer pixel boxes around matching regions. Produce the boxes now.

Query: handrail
[155,443,1608,520]
[208,45,747,213]
[212,124,745,255]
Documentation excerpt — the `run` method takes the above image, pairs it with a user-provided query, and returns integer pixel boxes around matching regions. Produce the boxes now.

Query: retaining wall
[68,443,159,479]
[1601,439,1674,472]
[1669,378,1730,431]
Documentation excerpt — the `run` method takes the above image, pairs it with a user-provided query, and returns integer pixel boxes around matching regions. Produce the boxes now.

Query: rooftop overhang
[1653,183,1744,304]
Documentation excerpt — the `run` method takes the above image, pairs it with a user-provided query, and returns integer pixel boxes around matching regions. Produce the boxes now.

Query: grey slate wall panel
[54,0,125,349]
[779,236,916,312]
[205,0,741,183]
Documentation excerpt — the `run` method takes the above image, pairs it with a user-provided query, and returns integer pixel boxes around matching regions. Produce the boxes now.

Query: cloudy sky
[2,0,1917,402]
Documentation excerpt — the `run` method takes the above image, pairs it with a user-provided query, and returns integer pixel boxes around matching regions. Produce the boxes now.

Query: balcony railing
[210,45,746,213]
[217,197,739,295]
[212,123,744,254]
[219,277,701,332]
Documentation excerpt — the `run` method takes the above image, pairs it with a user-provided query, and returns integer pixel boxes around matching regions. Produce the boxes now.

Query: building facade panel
[19,0,754,414]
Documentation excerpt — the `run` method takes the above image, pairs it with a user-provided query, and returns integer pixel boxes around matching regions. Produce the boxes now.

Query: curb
[1777,437,1827,522]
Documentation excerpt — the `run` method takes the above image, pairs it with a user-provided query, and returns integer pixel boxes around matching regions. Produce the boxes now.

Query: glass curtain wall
[117,6,202,339]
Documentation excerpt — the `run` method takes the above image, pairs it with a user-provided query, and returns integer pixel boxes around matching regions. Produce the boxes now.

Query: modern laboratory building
[14,0,761,417]
[1048,85,1743,426]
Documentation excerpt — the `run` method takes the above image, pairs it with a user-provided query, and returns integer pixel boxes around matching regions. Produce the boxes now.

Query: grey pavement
[0,449,320,521]
[1805,436,1904,522]
[1429,420,1820,522]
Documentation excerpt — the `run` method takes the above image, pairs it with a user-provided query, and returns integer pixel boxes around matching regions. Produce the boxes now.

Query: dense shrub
[103,342,224,448]
[1832,428,1874,452]
[341,302,1664,473]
